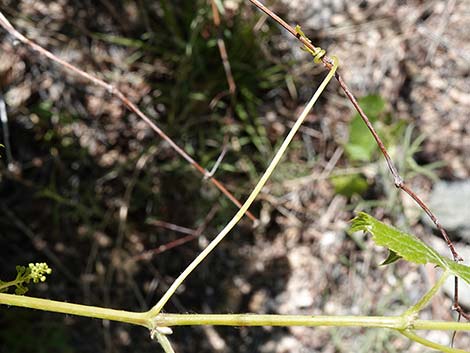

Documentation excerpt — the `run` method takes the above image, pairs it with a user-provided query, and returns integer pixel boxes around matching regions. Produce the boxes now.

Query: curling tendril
[295,25,327,64]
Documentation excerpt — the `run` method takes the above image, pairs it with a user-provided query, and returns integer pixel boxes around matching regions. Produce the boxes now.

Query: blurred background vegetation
[1,0,469,352]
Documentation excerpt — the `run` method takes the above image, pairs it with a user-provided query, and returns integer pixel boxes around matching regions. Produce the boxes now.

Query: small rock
[422,180,470,241]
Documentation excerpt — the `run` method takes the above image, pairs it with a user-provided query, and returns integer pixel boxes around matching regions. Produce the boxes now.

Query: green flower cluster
[28,262,52,283]
[0,262,53,294]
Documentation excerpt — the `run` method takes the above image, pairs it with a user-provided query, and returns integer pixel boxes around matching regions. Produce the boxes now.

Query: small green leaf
[381,250,402,265]
[345,95,386,162]
[344,142,374,162]
[331,174,368,197]
[351,212,470,284]
[358,95,386,117]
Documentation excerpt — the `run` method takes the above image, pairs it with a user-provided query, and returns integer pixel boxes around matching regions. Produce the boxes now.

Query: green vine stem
[0,293,150,328]
[2,291,470,333]
[148,55,339,316]
[3,291,470,353]
[0,278,26,293]
[153,313,470,332]
[399,330,468,353]
[404,270,451,316]
[155,332,176,353]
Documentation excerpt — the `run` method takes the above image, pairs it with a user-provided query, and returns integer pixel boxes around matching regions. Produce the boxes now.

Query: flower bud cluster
[28,262,52,283]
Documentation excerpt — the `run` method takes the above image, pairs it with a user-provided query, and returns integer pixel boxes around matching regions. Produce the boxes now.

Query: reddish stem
[0,11,257,223]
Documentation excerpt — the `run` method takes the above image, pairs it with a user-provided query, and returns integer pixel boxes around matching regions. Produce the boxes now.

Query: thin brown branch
[134,205,219,261]
[247,0,466,315]
[0,11,257,223]
[453,277,470,320]
[210,0,237,95]
[147,220,196,236]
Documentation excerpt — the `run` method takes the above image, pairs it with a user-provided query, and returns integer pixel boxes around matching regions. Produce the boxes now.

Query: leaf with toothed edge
[351,212,470,285]
[381,250,402,265]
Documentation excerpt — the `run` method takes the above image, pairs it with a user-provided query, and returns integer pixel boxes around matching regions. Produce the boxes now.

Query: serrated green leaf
[351,212,470,284]
[351,212,444,265]
[381,250,402,265]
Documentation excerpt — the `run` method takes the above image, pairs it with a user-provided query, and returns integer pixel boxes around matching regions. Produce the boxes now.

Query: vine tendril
[295,25,326,63]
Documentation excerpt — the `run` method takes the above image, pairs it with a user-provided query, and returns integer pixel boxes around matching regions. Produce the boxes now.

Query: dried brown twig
[247,0,468,319]
[0,11,257,223]
[209,0,236,96]
[134,205,219,262]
